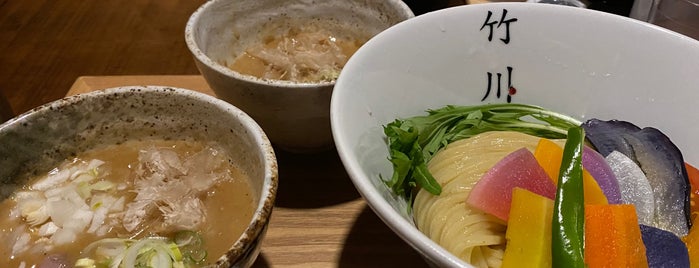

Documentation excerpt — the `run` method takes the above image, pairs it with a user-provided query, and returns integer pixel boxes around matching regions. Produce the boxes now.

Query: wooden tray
[67,75,426,267]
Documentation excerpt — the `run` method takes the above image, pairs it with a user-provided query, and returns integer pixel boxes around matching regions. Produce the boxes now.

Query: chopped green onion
[75,258,96,268]
[77,232,205,268]
[174,230,207,264]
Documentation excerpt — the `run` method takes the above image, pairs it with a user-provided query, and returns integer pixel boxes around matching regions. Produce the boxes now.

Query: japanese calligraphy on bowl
[480,9,517,103]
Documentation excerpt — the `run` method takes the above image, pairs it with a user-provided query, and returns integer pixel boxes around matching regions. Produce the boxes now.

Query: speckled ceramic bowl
[185,0,414,153]
[0,86,278,267]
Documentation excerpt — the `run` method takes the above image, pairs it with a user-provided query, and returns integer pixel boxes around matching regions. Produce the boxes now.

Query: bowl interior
[0,86,277,265]
[331,3,699,267]
[185,0,414,86]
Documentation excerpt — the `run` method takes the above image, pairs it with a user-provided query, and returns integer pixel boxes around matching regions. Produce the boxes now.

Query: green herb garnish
[383,103,581,200]
[75,230,207,268]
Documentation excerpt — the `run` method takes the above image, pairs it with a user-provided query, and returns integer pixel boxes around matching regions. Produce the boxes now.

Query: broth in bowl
[185,0,414,152]
[0,139,254,267]
[0,86,277,267]
[228,22,368,83]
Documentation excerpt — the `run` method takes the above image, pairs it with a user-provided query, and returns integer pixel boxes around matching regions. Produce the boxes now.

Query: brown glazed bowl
[0,86,278,267]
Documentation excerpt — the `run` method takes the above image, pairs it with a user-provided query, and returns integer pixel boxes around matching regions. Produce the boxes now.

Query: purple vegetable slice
[640,224,690,268]
[583,146,622,204]
[582,119,691,237]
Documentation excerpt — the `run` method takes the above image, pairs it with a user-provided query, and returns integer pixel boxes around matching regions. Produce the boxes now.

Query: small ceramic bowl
[185,0,414,153]
[0,86,278,267]
[331,3,699,267]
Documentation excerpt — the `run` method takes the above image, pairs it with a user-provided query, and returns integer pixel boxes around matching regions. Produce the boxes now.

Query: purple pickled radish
[583,119,691,237]
[640,224,690,268]
[38,254,70,268]
[606,151,655,226]
[583,146,622,204]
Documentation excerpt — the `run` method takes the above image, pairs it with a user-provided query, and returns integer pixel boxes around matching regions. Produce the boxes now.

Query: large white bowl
[331,3,699,267]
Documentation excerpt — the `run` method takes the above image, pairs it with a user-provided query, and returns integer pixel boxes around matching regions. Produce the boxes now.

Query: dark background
[0,0,471,117]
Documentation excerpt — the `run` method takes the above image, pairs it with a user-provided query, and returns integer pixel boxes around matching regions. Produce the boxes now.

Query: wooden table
[1,1,481,267]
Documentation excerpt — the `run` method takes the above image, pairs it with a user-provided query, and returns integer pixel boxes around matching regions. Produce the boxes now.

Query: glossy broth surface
[0,139,255,267]
[228,23,366,83]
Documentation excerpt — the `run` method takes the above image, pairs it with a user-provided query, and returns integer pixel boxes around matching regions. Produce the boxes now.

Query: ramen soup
[228,24,367,83]
[0,139,255,267]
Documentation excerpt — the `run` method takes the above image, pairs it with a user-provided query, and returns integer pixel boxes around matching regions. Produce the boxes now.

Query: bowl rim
[331,2,699,267]
[183,0,415,89]
[0,86,279,267]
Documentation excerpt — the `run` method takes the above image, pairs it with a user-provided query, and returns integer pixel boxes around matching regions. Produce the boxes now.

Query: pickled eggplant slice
[582,119,691,237]
[582,119,640,158]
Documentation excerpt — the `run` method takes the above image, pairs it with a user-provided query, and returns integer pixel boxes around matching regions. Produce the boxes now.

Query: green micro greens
[383,103,581,201]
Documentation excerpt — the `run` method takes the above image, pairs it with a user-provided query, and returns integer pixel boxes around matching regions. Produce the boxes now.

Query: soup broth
[0,139,255,267]
[228,23,367,83]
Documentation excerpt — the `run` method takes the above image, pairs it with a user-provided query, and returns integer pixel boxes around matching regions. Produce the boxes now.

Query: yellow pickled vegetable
[502,188,553,268]
[685,163,699,267]
[534,138,608,205]
[689,229,699,266]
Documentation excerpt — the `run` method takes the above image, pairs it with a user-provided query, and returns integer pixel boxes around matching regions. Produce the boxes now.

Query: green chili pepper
[552,126,585,268]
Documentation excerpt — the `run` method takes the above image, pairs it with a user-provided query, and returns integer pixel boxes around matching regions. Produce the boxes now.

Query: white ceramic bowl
[185,0,414,153]
[331,3,699,267]
[0,86,277,267]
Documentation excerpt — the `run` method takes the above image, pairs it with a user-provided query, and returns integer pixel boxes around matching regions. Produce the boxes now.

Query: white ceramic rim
[331,3,699,267]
